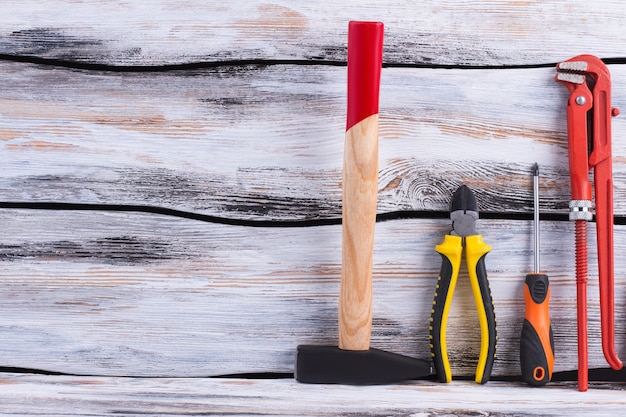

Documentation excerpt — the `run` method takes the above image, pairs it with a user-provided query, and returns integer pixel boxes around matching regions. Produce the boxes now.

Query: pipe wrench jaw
[556,57,598,202]
[555,55,623,374]
[556,55,620,225]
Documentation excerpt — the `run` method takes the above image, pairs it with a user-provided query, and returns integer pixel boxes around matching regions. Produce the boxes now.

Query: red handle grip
[346,21,384,131]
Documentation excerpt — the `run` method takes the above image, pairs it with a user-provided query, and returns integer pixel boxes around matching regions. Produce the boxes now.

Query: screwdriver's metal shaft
[520,162,554,386]
[532,163,540,273]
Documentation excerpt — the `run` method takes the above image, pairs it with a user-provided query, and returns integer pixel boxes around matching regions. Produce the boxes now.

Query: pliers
[429,185,497,384]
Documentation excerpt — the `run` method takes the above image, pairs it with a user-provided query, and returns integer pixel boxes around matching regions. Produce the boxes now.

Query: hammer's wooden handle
[339,21,384,351]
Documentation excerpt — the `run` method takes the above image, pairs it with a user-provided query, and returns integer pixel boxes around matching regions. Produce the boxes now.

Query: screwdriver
[520,163,554,386]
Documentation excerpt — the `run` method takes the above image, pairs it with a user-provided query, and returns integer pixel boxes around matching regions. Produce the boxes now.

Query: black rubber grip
[474,254,497,384]
[520,273,554,386]
[430,254,454,383]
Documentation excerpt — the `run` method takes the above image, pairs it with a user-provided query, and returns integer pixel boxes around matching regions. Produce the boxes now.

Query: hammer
[295,21,431,384]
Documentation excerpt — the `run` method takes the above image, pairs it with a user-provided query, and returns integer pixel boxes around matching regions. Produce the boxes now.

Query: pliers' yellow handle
[430,234,497,384]
[430,235,462,383]
[465,235,497,384]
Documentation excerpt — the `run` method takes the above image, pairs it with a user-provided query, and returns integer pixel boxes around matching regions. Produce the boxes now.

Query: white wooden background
[2,0,626,415]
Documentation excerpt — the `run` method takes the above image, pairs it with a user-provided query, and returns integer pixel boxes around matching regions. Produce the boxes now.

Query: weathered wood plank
[2,1,626,66]
[1,209,625,378]
[3,61,626,218]
[0,374,624,416]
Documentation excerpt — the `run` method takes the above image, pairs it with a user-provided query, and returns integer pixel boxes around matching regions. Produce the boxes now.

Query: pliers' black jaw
[451,184,478,213]
[450,185,479,238]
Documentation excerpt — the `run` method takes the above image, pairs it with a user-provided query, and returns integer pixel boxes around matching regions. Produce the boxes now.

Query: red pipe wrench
[556,55,623,391]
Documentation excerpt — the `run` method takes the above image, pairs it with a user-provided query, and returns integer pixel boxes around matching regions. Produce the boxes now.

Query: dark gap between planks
[2,201,626,226]
[4,201,625,227]
[2,53,626,72]
[1,366,625,384]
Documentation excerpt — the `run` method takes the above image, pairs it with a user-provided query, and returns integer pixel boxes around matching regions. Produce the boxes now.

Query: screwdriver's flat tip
[532,163,539,176]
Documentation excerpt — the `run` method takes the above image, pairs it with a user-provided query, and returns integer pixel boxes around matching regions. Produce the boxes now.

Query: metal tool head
[295,345,432,384]
[556,55,606,83]
[555,55,616,102]
[450,185,479,238]
[556,60,588,85]
[532,163,541,273]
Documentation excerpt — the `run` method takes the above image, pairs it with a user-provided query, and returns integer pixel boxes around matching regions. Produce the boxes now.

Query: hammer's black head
[295,345,432,385]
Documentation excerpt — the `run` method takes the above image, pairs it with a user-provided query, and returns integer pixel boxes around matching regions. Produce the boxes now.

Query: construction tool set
[296,21,623,391]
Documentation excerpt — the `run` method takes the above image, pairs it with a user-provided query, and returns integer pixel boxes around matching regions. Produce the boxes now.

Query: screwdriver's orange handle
[520,273,554,386]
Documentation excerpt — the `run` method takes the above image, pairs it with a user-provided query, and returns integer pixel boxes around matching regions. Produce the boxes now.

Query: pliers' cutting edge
[429,185,497,384]
[555,55,623,389]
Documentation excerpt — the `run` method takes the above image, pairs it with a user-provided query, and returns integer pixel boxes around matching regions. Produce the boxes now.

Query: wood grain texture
[0,374,624,416]
[1,209,625,378]
[340,115,379,350]
[3,61,626,218]
[2,0,626,66]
